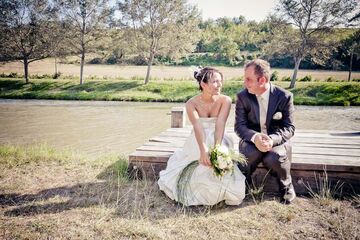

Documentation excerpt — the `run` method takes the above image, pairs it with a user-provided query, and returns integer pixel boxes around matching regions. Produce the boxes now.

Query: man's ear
[259,76,267,85]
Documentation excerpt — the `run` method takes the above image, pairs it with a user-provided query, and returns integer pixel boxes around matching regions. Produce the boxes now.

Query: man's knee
[262,151,281,168]
[239,142,262,162]
[263,149,291,180]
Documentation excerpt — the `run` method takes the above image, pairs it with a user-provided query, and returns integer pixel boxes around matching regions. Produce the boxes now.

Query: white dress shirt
[251,87,270,143]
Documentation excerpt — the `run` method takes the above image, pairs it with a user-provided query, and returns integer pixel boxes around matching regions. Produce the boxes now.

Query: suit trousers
[238,140,292,189]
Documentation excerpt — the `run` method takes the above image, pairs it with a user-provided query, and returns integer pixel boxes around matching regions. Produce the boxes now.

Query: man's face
[244,65,261,95]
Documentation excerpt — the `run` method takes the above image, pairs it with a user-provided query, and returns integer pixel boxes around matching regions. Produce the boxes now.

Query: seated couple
[158,59,296,206]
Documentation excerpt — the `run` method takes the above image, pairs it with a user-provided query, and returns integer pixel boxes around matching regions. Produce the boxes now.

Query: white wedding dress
[158,117,246,206]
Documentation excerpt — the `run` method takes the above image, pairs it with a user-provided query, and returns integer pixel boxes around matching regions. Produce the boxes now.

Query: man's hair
[245,59,270,81]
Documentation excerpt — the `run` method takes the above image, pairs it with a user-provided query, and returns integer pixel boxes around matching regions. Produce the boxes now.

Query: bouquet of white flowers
[209,144,247,177]
[177,144,247,204]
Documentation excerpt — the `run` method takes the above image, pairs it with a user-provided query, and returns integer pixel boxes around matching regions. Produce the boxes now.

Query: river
[0,99,359,156]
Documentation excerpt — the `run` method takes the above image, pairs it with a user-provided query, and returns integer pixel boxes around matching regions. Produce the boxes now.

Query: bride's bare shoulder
[186,95,200,109]
[220,94,232,104]
[186,95,200,105]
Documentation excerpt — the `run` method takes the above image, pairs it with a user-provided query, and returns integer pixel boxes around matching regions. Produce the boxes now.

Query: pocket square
[272,112,282,120]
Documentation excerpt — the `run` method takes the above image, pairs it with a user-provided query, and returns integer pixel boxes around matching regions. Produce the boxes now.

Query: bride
[158,67,246,206]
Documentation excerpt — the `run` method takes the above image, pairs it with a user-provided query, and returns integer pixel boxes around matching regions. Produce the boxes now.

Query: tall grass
[0,143,81,167]
[303,168,345,206]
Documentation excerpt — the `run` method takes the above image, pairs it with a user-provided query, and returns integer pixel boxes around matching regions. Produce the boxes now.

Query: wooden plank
[135,145,360,158]
[165,128,359,135]
[292,153,359,161]
[136,145,181,152]
[149,136,186,143]
[159,131,191,137]
[146,141,360,157]
[160,132,360,145]
[293,143,360,149]
[143,141,185,148]
[129,151,172,163]
[144,140,360,150]
[129,153,360,173]
[252,168,360,195]
[292,147,360,157]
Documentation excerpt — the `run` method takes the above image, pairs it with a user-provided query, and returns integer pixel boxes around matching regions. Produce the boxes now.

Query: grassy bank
[1,144,359,239]
[0,78,360,106]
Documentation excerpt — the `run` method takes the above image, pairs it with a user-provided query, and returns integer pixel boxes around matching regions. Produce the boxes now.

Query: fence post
[171,107,186,128]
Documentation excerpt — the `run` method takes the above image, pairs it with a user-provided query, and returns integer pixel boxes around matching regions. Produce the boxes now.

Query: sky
[188,0,279,22]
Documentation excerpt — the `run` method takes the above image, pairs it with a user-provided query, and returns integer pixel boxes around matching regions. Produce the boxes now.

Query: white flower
[218,145,229,155]
[227,160,234,169]
[217,156,228,169]
[272,112,283,120]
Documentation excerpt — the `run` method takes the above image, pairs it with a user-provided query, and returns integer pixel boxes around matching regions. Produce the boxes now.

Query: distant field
[1,58,359,81]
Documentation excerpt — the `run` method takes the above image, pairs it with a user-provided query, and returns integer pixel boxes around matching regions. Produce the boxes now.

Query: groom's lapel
[266,84,278,128]
[248,91,260,123]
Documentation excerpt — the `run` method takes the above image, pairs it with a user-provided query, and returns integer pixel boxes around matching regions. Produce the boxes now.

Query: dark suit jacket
[234,84,295,147]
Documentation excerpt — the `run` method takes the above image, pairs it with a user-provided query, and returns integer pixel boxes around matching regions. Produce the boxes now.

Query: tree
[58,0,113,85]
[0,0,63,83]
[118,0,200,84]
[343,30,360,81]
[275,0,358,88]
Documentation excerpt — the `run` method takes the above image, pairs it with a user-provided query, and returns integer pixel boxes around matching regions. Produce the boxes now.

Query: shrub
[299,75,312,82]
[0,72,20,78]
[32,74,53,79]
[106,55,118,64]
[130,55,148,65]
[281,76,291,82]
[270,71,279,81]
[325,77,340,82]
[88,58,103,64]
[52,72,62,79]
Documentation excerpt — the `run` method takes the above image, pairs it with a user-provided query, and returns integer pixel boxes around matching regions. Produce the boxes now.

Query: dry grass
[1,144,359,239]
[1,58,359,81]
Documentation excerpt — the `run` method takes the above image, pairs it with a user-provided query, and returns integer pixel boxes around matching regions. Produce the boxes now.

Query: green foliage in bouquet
[209,144,247,177]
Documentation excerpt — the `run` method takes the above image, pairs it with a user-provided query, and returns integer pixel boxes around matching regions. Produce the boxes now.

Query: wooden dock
[129,107,360,195]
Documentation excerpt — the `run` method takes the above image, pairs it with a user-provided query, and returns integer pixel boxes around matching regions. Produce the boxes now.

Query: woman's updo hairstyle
[193,67,223,91]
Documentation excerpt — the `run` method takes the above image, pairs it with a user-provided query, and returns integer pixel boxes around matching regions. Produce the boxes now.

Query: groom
[234,59,296,203]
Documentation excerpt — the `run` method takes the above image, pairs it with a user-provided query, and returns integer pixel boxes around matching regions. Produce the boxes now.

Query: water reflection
[0,99,359,156]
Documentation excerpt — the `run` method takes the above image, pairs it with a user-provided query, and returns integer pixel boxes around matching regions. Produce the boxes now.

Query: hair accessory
[189,65,203,79]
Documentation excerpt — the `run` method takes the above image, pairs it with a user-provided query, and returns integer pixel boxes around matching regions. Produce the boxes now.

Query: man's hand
[254,133,273,152]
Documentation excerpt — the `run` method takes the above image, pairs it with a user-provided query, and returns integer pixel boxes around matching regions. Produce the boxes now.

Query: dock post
[171,107,186,128]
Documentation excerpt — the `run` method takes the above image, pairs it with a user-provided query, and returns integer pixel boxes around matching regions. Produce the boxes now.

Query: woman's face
[201,72,223,95]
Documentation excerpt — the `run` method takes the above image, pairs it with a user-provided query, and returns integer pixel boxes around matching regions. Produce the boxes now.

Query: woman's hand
[199,150,211,166]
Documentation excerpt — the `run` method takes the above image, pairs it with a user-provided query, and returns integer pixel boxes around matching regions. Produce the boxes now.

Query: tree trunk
[290,57,302,89]
[145,50,154,84]
[348,50,353,82]
[23,56,29,84]
[80,16,86,85]
[55,56,58,76]
[80,50,85,85]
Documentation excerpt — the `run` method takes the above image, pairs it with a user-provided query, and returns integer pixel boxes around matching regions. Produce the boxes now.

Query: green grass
[0,144,78,168]
[1,78,360,106]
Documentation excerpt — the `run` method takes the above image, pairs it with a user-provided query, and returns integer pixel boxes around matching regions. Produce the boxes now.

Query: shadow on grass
[0,80,27,90]
[0,159,259,220]
[62,81,142,92]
